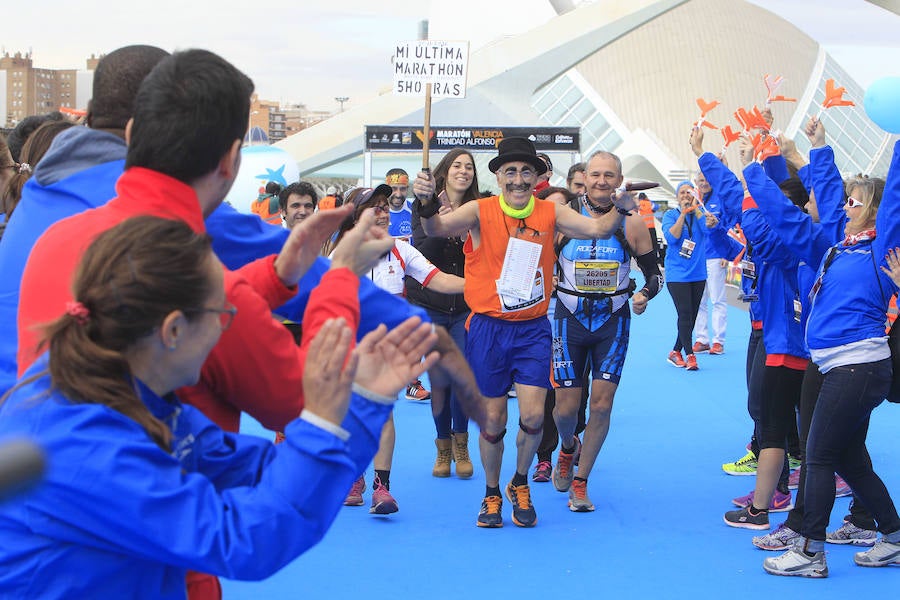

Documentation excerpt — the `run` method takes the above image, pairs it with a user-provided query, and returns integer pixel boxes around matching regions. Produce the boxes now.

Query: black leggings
[666,280,705,353]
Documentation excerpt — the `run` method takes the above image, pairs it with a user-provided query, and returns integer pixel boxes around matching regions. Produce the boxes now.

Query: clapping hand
[354,317,440,399]
[301,318,358,426]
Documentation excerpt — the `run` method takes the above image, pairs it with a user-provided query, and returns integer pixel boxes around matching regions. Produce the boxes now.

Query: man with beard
[385,167,413,239]
[412,137,636,528]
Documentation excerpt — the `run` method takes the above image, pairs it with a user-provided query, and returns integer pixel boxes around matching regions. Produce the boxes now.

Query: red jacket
[18,167,342,433]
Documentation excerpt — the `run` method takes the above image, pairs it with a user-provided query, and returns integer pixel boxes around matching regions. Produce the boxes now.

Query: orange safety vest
[318,195,337,211]
[251,193,282,226]
[463,196,556,321]
[638,199,656,229]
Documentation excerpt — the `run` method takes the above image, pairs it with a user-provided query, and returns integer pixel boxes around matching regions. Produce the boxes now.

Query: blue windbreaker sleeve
[875,139,900,277]
[13,389,388,581]
[798,164,812,192]
[705,222,743,261]
[762,154,790,185]
[698,152,744,228]
[808,146,846,245]
[205,203,427,336]
[745,162,832,268]
[661,208,683,246]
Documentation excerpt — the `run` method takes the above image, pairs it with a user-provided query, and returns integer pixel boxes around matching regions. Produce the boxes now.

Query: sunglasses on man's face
[845,196,865,208]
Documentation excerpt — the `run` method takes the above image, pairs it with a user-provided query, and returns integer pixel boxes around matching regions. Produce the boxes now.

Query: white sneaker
[854,539,900,567]
[763,547,828,578]
[826,521,877,546]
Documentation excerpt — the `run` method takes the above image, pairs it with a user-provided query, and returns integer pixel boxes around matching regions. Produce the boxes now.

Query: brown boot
[451,432,474,479]
[433,438,452,478]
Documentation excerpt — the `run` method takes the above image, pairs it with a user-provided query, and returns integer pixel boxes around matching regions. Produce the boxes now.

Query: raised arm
[412,170,480,237]
[555,191,632,240]
[744,162,831,268]
[875,139,900,267]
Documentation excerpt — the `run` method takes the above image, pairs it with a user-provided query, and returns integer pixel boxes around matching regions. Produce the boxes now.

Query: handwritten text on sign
[393,40,469,99]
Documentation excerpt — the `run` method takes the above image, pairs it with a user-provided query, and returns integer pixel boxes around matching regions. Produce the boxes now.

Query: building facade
[0,52,95,127]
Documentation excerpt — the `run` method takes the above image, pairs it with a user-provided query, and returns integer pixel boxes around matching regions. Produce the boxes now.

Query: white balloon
[224,146,301,214]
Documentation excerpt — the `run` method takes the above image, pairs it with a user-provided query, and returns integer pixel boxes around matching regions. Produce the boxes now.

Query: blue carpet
[224,291,900,598]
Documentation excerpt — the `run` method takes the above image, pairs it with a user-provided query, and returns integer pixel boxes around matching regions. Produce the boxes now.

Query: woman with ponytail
[3,120,74,222]
[0,215,439,599]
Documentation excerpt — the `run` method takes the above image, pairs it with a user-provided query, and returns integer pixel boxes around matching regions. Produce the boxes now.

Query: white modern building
[276,0,897,201]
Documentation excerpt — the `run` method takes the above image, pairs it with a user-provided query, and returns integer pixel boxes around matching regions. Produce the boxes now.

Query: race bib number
[574,260,619,294]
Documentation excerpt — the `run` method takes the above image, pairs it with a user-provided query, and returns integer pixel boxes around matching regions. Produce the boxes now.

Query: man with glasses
[279,181,318,229]
[413,137,637,528]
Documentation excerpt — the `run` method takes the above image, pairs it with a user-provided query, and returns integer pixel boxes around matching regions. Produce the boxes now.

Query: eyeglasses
[502,168,536,180]
[191,302,237,330]
[372,204,390,215]
[845,196,865,208]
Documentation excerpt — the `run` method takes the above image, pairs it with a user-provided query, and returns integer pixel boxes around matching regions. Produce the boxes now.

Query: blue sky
[2,0,898,112]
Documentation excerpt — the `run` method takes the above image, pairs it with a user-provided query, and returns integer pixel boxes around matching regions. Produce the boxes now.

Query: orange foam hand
[734,106,770,132]
[822,78,855,109]
[721,125,741,148]
[696,97,721,117]
[754,135,781,162]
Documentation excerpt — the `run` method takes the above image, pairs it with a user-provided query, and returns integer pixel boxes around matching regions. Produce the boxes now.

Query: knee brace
[519,418,542,435]
[480,428,506,444]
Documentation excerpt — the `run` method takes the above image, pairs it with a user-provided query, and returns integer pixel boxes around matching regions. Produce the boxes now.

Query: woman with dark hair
[407,148,480,478]
[0,215,438,598]
[4,120,75,220]
[330,184,464,511]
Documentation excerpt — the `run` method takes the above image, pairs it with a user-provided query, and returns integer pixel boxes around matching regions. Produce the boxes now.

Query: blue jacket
[697,153,742,259]
[0,128,126,393]
[744,161,833,350]
[0,354,390,599]
[662,208,708,282]
[740,165,808,359]
[698,152,764,321]
[803,140,900,351]
[0,134,424,394]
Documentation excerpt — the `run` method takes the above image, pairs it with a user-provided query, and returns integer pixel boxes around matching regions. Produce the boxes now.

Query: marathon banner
[364,126,580,152]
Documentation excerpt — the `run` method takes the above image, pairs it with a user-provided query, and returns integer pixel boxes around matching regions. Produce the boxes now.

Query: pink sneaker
[731,489,793,512]
[788,469,800,490]
[344,476,366,506]
[370,476,399,515]
[532,460,552,482]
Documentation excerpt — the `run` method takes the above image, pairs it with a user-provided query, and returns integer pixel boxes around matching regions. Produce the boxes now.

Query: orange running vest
[463,196,556,320]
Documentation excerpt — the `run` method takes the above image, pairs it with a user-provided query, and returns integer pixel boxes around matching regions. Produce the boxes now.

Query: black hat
[488,137,548,175]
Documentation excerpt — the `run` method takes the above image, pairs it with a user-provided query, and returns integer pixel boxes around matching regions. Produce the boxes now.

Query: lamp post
[335,96,349,113]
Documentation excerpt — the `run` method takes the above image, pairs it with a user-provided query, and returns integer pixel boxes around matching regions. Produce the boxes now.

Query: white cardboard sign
[393,40,470,98]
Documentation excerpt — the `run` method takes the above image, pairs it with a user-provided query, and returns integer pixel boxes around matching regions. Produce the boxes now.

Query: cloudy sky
[2,0,898,112]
